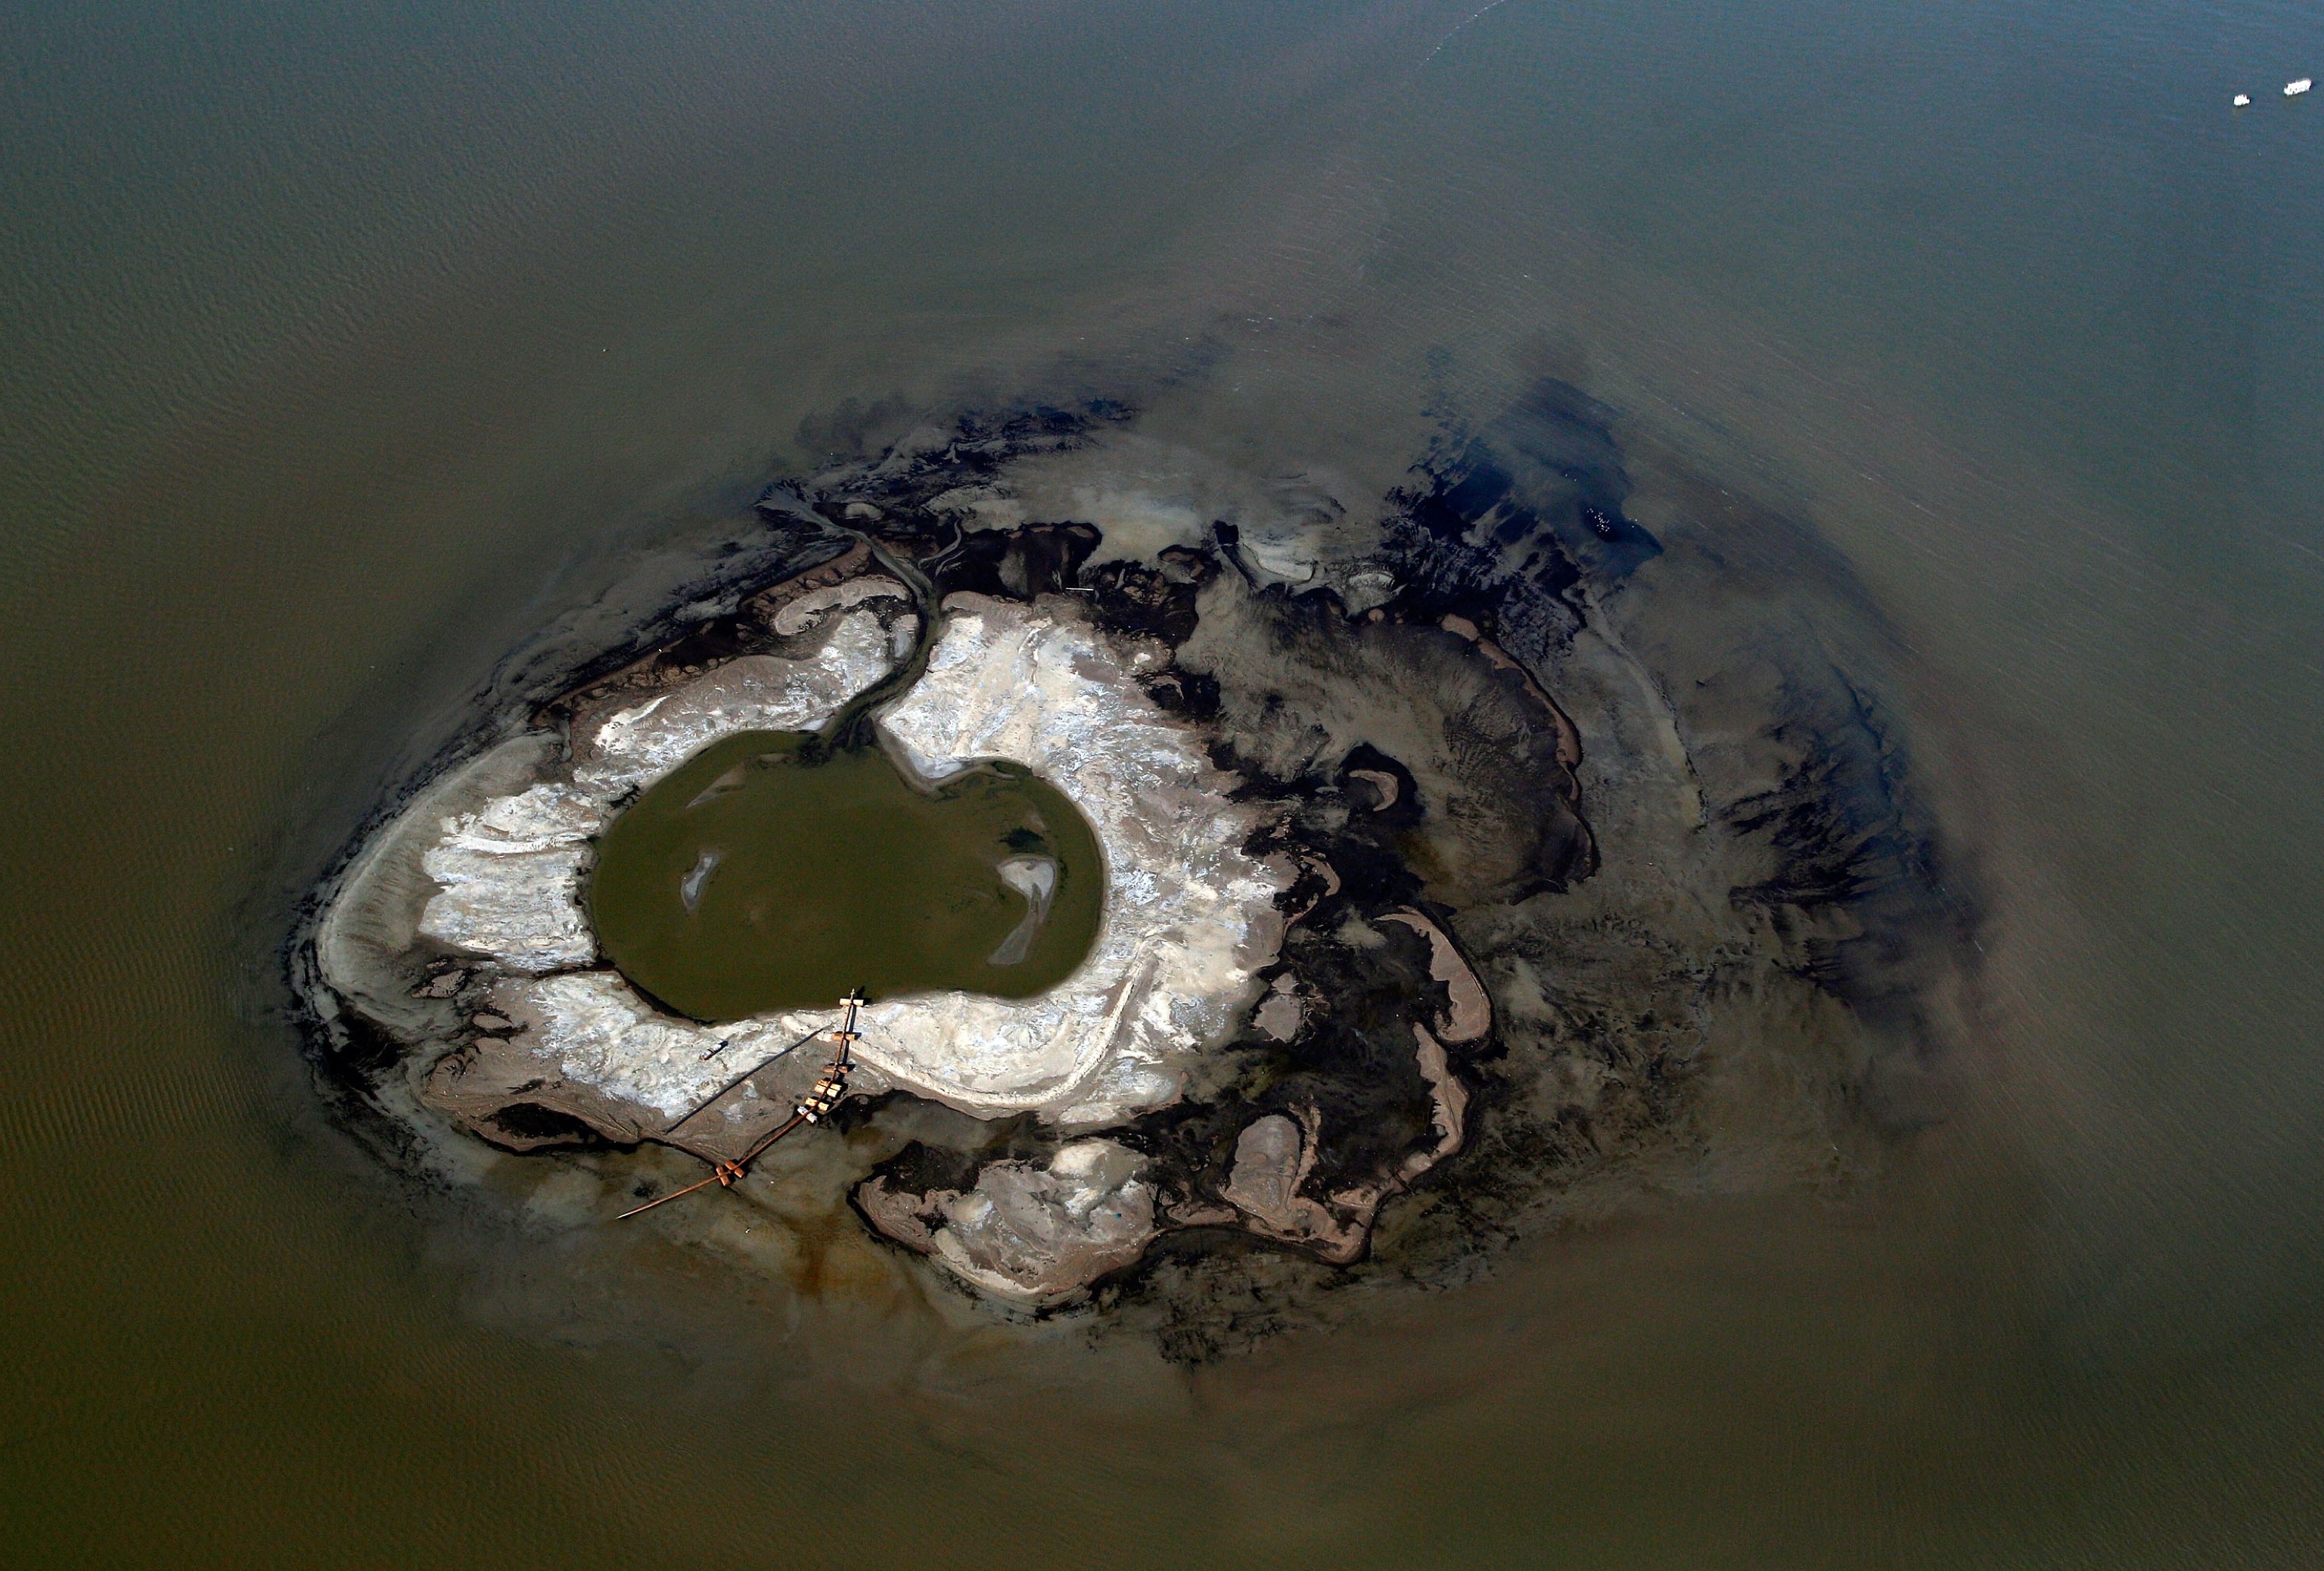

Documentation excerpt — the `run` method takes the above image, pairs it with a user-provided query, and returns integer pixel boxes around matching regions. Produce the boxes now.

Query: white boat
[2288,78,2313,97]
[2233,93,2252,107]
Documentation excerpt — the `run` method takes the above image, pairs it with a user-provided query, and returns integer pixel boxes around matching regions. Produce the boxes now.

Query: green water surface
[589,732,1102,1021]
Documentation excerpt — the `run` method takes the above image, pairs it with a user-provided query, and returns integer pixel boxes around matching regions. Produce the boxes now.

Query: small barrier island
[592,733,1102,1021]
[296,384,1971,1349]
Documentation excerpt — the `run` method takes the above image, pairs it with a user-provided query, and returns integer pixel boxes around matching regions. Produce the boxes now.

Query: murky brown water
[592,733,1102,1020]
[5,1,2323,1564]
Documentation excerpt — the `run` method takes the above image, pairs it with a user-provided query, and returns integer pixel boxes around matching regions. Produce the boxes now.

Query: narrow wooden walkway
[617,992,864,1220]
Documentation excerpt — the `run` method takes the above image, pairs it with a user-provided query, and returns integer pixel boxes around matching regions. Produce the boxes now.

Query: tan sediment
[1220,1106,1370,1263]
[1440,612,1585,777]
[739,537,872,627]
[1216,1019,1471,1265]
[855,1139,1158,1307]
[1380,909,1493,1044]
[767,575,909,637]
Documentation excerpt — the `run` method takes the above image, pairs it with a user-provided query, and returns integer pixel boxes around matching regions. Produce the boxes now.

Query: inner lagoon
[589,732,1104,1021]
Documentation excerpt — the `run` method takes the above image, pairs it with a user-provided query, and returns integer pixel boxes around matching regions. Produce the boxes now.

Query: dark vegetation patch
[488,1103,616,1150]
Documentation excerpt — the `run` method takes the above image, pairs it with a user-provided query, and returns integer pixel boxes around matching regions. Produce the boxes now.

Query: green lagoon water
[591,733,1102,1021]
[4,0,2323,1566]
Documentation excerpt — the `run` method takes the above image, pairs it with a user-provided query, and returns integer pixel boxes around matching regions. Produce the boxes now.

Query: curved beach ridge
[862,593,1289,1125]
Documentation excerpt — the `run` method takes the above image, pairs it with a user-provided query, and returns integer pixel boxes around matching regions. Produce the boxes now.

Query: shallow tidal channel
[589,731,1103,1021]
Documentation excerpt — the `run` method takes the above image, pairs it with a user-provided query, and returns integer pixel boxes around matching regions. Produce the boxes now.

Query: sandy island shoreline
[289,381,1975,1341]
